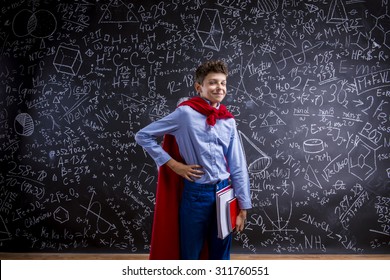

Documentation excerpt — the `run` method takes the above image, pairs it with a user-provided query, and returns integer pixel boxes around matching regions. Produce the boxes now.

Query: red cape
[149,134,184,260]
[148,97,233,260]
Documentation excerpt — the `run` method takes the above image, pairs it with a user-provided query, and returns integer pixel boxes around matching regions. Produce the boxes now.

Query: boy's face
[195,72,227,108]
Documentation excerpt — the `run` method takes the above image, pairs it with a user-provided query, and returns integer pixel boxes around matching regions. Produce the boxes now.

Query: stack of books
[216,186,239,239]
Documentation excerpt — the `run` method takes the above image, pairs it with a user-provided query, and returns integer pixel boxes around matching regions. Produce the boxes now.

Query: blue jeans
[179,179,232,260]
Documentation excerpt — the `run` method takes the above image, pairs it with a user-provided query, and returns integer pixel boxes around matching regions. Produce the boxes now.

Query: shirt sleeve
[135,109,181,167]
[226,122,252,210]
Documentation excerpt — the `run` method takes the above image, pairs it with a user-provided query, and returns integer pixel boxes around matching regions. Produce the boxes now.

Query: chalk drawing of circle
[12,9,33,37]
[248,156,272,174]
[30,10,57,38]
[257,0,279,13]
[12,9,57,38]
[14,113,34,136]
[303,139,324,154]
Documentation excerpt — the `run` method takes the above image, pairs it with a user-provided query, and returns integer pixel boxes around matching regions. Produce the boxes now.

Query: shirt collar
[200,97,220,109]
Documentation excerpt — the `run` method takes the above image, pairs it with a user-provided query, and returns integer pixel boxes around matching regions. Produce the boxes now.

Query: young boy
[135,60,251,260]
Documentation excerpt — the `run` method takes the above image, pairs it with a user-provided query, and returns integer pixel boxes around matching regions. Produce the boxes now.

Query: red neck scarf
[179,96,234,126]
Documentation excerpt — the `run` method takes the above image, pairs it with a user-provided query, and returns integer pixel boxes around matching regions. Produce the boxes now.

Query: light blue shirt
[135,102,252,209]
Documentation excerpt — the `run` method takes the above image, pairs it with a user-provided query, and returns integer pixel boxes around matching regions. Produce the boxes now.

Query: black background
[0,0,389,254]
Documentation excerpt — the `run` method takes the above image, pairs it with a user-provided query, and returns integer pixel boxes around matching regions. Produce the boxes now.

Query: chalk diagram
[12,9,57,38]
[271,40,324,72]
[303,139,324,154]
[231,56,278,109]
[302,139,324,189]
[304,164,323,189]
[14,113,34,136]
[279,29,297,48]
[369,12,390,49]
[0,215,11,242]
[99,0,139,25]
[260,110,286,127]
[354,32,370,51]
[239,130,296,232]
[326,0,347,24]
[120,94,148,128]
[196,9,224,51]
[238,130,295,233]
[80,191,116,234]
[53,45,83,76]
[262,181,296,234]
[238,131,271,174]
[257,0,279,14]
[351,6,390,50]
[348,138,379,181]
[305,3,319,14]
[121,94,145,113]
[53,206,70,224]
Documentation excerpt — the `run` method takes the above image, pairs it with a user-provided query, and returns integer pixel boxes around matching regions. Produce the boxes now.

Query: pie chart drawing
[14,113,34,136]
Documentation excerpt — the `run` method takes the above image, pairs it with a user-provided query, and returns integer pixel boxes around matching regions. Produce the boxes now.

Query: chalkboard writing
[0,0,389,254]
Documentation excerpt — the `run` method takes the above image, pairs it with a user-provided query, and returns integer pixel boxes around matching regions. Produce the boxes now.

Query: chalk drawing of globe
[14,113,34,136]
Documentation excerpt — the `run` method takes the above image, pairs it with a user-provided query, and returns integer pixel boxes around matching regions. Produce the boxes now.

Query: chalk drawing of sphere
[257,0,279,13]
[14,113,34,136]
[12,9,57,38]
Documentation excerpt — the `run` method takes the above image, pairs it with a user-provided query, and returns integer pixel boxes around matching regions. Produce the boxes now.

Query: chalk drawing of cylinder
[53,45,83,76]
[303,139,324,154]
[239,131,272,174]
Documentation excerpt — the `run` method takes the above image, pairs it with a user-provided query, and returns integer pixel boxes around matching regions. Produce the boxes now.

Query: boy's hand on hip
[166,159,204,182]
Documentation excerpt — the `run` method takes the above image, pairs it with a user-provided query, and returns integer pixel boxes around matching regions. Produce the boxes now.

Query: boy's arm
[225,121,251,232]
[226,125,252,210]
[135,110,181,167]
[135,108,204,180]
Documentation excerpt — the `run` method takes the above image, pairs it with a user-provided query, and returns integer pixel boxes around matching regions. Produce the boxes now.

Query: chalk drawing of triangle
[99,0,139,23]
[305,3,319,13]
[327,0,347,24]
[280,29,297,48]
[121,94,144,111]
[304,164,322,189]
[260,110,286,127]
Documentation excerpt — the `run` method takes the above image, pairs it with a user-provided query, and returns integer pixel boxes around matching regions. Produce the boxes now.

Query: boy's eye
[209,81,226,86]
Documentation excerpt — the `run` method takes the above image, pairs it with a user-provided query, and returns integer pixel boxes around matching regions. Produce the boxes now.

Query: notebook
[216,186,239,239]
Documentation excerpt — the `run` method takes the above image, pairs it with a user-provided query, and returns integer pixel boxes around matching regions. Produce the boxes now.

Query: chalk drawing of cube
[53,45,82,76]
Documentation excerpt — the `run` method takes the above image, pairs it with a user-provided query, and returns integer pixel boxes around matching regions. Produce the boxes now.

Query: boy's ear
[194,82,202,93]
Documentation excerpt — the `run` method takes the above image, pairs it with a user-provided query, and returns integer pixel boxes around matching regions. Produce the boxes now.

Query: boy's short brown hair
[195,60,228,84]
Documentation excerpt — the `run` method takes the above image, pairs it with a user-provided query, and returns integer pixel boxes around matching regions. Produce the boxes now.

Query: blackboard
[0,0,389,254]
